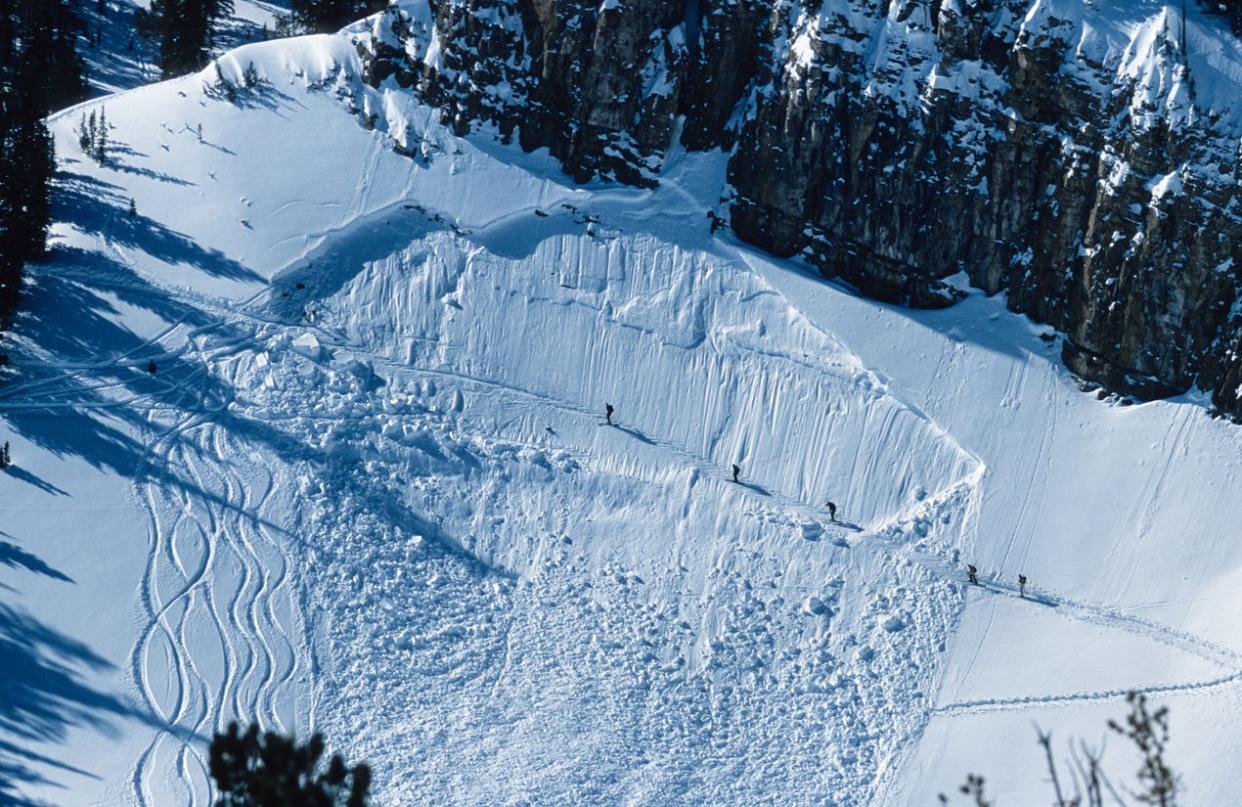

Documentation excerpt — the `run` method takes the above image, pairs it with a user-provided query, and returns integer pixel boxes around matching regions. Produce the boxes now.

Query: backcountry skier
[732,463,740,483]
[967,564,978,585]
[1018,574,1027,598]
[827,501,837,522]
[605,403,614,425]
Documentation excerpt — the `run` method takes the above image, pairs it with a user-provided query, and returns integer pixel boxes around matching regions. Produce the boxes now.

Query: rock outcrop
[356,0,1242,418]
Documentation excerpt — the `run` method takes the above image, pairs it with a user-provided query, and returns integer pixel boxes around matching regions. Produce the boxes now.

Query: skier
[1018,574,1027,598]
[732,463,740,483]
[967,564,978,585]
[827,501,838,522]
[147,359,157,374]
[605,403,614,426]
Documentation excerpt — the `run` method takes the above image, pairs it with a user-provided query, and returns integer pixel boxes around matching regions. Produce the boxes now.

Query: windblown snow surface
[3,21,1242,807]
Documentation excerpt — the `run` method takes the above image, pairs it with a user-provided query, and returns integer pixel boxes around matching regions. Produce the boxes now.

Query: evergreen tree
[0,0,64,316]
[209,722,371,807]
[36,1,89,111]
[0,1,88,321]
[77,112,91,152]
[94,105,108,163]
[136,0,235,79]
[285,0,390,34]
[3,0,88,112]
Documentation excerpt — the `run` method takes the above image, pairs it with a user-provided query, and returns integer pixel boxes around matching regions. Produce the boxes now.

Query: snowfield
[3,17,1242,807]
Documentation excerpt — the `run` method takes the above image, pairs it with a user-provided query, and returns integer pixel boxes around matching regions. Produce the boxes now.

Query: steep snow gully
[3,22,1242,807]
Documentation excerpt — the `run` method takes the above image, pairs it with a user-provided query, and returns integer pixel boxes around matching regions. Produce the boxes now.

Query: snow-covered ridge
[3,16,1242,807]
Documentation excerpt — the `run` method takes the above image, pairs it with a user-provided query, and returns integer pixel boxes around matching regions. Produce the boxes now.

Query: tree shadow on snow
[108,158,197,188]
[54,172,261,284]
[2,466,69,497]
[0,534,73,582]
[0,247,239,479]
[0,601,193,805]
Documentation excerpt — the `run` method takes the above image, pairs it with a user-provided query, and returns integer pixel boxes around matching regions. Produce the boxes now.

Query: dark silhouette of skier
[731,463,740,483]
[826,501,837,522]
[147,359,157,374]
[1018,574,1027,598]
[605,403,614,425]
[967,564,978,585]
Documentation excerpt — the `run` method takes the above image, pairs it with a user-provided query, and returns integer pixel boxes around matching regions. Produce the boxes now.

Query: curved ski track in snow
[9,178,1240,802]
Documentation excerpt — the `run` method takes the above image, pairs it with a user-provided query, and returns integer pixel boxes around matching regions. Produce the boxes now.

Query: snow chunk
[880,614,906,633]
[803,596,830,617]
[291,332,323,360]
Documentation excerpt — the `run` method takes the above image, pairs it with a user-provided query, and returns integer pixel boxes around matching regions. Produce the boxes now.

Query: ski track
[268,295,1242,698]
[122,289,1242,796]
[146,417,302,798]
[932,666,1242,717]
[8,189,1238,802]
[111,304,308,800]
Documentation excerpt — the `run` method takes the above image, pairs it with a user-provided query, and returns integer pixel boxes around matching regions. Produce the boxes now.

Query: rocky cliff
[355,0,1242,418]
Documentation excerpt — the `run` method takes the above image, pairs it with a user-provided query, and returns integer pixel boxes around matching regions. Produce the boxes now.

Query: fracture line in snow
[12,167,1237,800]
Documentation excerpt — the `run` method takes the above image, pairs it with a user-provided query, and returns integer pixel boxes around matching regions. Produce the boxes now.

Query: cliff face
[358,0,1242,418]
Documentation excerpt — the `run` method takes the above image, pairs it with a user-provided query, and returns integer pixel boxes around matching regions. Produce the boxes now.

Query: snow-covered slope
[3,20,1242,807]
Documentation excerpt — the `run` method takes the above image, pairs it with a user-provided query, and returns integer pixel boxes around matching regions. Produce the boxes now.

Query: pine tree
[94,106,108,163]
[0,0,88,320]
[285,0,390,34]
[78,113,91,152]
[39,1,89,110]
[209,722,371,807]
[0,87,55,261]
[136,0,235,79]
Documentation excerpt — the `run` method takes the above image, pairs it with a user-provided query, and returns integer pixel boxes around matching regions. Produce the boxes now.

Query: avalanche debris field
[3,25,1242,807]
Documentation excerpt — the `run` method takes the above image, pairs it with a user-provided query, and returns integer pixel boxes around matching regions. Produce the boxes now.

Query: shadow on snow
[0,597,195,806]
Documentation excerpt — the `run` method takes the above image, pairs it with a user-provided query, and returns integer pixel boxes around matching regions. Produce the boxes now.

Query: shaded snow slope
[77,0,286,100]
[1,26,1241,807]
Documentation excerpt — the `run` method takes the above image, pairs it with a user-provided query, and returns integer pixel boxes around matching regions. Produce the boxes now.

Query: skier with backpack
[1018,574,1027,598]
[605,403,614,425]
[826,501,837,522]
[967,564,978,585]
[731,463,740,483]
